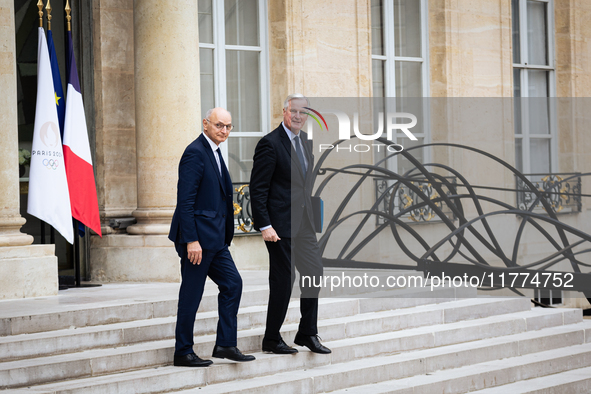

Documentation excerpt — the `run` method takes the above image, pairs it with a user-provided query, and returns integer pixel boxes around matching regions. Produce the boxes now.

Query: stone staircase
[0,272,590,393]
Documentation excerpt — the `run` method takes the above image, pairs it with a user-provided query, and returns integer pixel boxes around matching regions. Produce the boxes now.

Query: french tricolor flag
[63,30,102,237]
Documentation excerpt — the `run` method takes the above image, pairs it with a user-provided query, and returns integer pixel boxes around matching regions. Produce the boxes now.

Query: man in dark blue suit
[169,107,255,367]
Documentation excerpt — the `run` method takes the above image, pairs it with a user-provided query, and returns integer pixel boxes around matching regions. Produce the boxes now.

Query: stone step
[0,297,358,362]
[0,284,267,337]
[472,365,591,393]
[314,298,571,348]
[0,285,480,362]
[315,308,586,365]
[327,336,591,394]
[167,322,591,394]
[6,305,584,392]
[0,297,524,388]
[0,273,472,338]
[324,306,582,359]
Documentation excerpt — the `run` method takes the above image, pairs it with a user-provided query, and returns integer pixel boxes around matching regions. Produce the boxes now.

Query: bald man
[169,108,254,366]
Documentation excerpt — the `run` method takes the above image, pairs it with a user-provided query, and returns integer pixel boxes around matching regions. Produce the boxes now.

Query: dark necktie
[216,148,227,188]
[294,135,307,178]
[215,148,223,176]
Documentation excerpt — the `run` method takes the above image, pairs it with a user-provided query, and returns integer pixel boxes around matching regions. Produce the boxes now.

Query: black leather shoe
[212,345,256,362]
[294,333,331,354]
[173,353,213,367]
[262,338,298,354]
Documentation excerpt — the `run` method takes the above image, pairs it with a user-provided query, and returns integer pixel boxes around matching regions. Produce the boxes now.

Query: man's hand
[187,241,203,265]
[261,227,281,242]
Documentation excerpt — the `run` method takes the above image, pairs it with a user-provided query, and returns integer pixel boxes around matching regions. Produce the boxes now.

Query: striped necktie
[294,135,307,178]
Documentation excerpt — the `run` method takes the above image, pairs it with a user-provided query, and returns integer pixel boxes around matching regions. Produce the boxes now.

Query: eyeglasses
[205,118,233,131]
[289,109,309,117]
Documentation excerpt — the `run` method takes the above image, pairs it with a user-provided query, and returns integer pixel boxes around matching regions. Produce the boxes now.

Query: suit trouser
[174,245,242,356]
[263,213,323,342]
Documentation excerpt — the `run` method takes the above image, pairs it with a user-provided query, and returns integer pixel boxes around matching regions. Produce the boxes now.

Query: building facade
[0,0,590,303]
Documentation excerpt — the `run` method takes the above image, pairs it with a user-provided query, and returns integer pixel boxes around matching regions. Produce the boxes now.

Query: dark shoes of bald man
[173,346,255,367]
[173,353,213,367]
[212,345,256,362]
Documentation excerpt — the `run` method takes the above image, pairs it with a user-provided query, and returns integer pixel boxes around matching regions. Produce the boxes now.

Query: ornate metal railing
[232,183,255,233]
[516,173,582,214]
[375,177,457,225]
[311,139,591,300]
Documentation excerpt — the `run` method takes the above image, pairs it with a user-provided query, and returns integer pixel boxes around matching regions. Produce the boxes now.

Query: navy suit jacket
[169,133,234,253]
[250,124,315,238]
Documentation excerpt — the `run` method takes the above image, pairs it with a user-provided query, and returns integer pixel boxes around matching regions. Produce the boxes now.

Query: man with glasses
[169,107,255,366]
[250,94,331,355]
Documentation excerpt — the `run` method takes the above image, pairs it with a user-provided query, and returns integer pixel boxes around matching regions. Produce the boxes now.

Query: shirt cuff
[260,225,272,231]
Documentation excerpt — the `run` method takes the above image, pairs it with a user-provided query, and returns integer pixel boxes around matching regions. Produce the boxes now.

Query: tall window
[198,0,269,183]
[371,0,429,176]
[513,0,561,305]
[512,0,556,174]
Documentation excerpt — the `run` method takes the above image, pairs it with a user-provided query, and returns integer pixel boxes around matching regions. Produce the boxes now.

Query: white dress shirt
[260,123,308,232]
[282,122,308,169]
[203,132,222,175]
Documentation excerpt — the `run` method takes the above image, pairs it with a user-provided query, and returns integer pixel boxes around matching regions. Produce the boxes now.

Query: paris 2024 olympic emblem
[33,121,62,170]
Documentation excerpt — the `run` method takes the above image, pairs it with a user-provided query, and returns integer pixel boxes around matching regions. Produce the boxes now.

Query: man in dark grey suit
[169,107,255,366]
[250,94,331,355]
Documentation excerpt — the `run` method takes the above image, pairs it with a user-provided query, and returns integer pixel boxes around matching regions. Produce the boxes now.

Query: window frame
[370,0,433,224]
[198,0,270,161]
[371,0,430,171]
[372,0,430,100]
[512,0,557,174]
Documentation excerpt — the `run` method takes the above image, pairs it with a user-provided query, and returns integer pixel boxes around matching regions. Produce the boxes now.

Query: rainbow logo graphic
[304,107,329,132]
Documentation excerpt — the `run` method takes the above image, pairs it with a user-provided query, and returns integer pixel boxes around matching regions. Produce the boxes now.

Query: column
[0,1,34,247]
[89,0,200,282]
[127,0,201,235]
[0,0,57,299]
[92,0,138,235]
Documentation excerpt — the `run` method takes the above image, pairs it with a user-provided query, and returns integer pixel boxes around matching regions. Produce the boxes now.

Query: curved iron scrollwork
[233,184,255,233]
[312,139,591,300]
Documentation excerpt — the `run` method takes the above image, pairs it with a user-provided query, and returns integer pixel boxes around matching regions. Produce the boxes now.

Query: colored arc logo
[304,107,329,132]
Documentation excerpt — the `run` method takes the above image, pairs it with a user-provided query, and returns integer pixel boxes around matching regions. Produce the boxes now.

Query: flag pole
[74,220,81,286]
[64,0,99,288]
[30,0,76,286]
[46,0,52,30]
[37,0,43,28]
[37,0,45,247]
[48,0,68,281]
[64,0,81,287]
[65,0,71,31]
